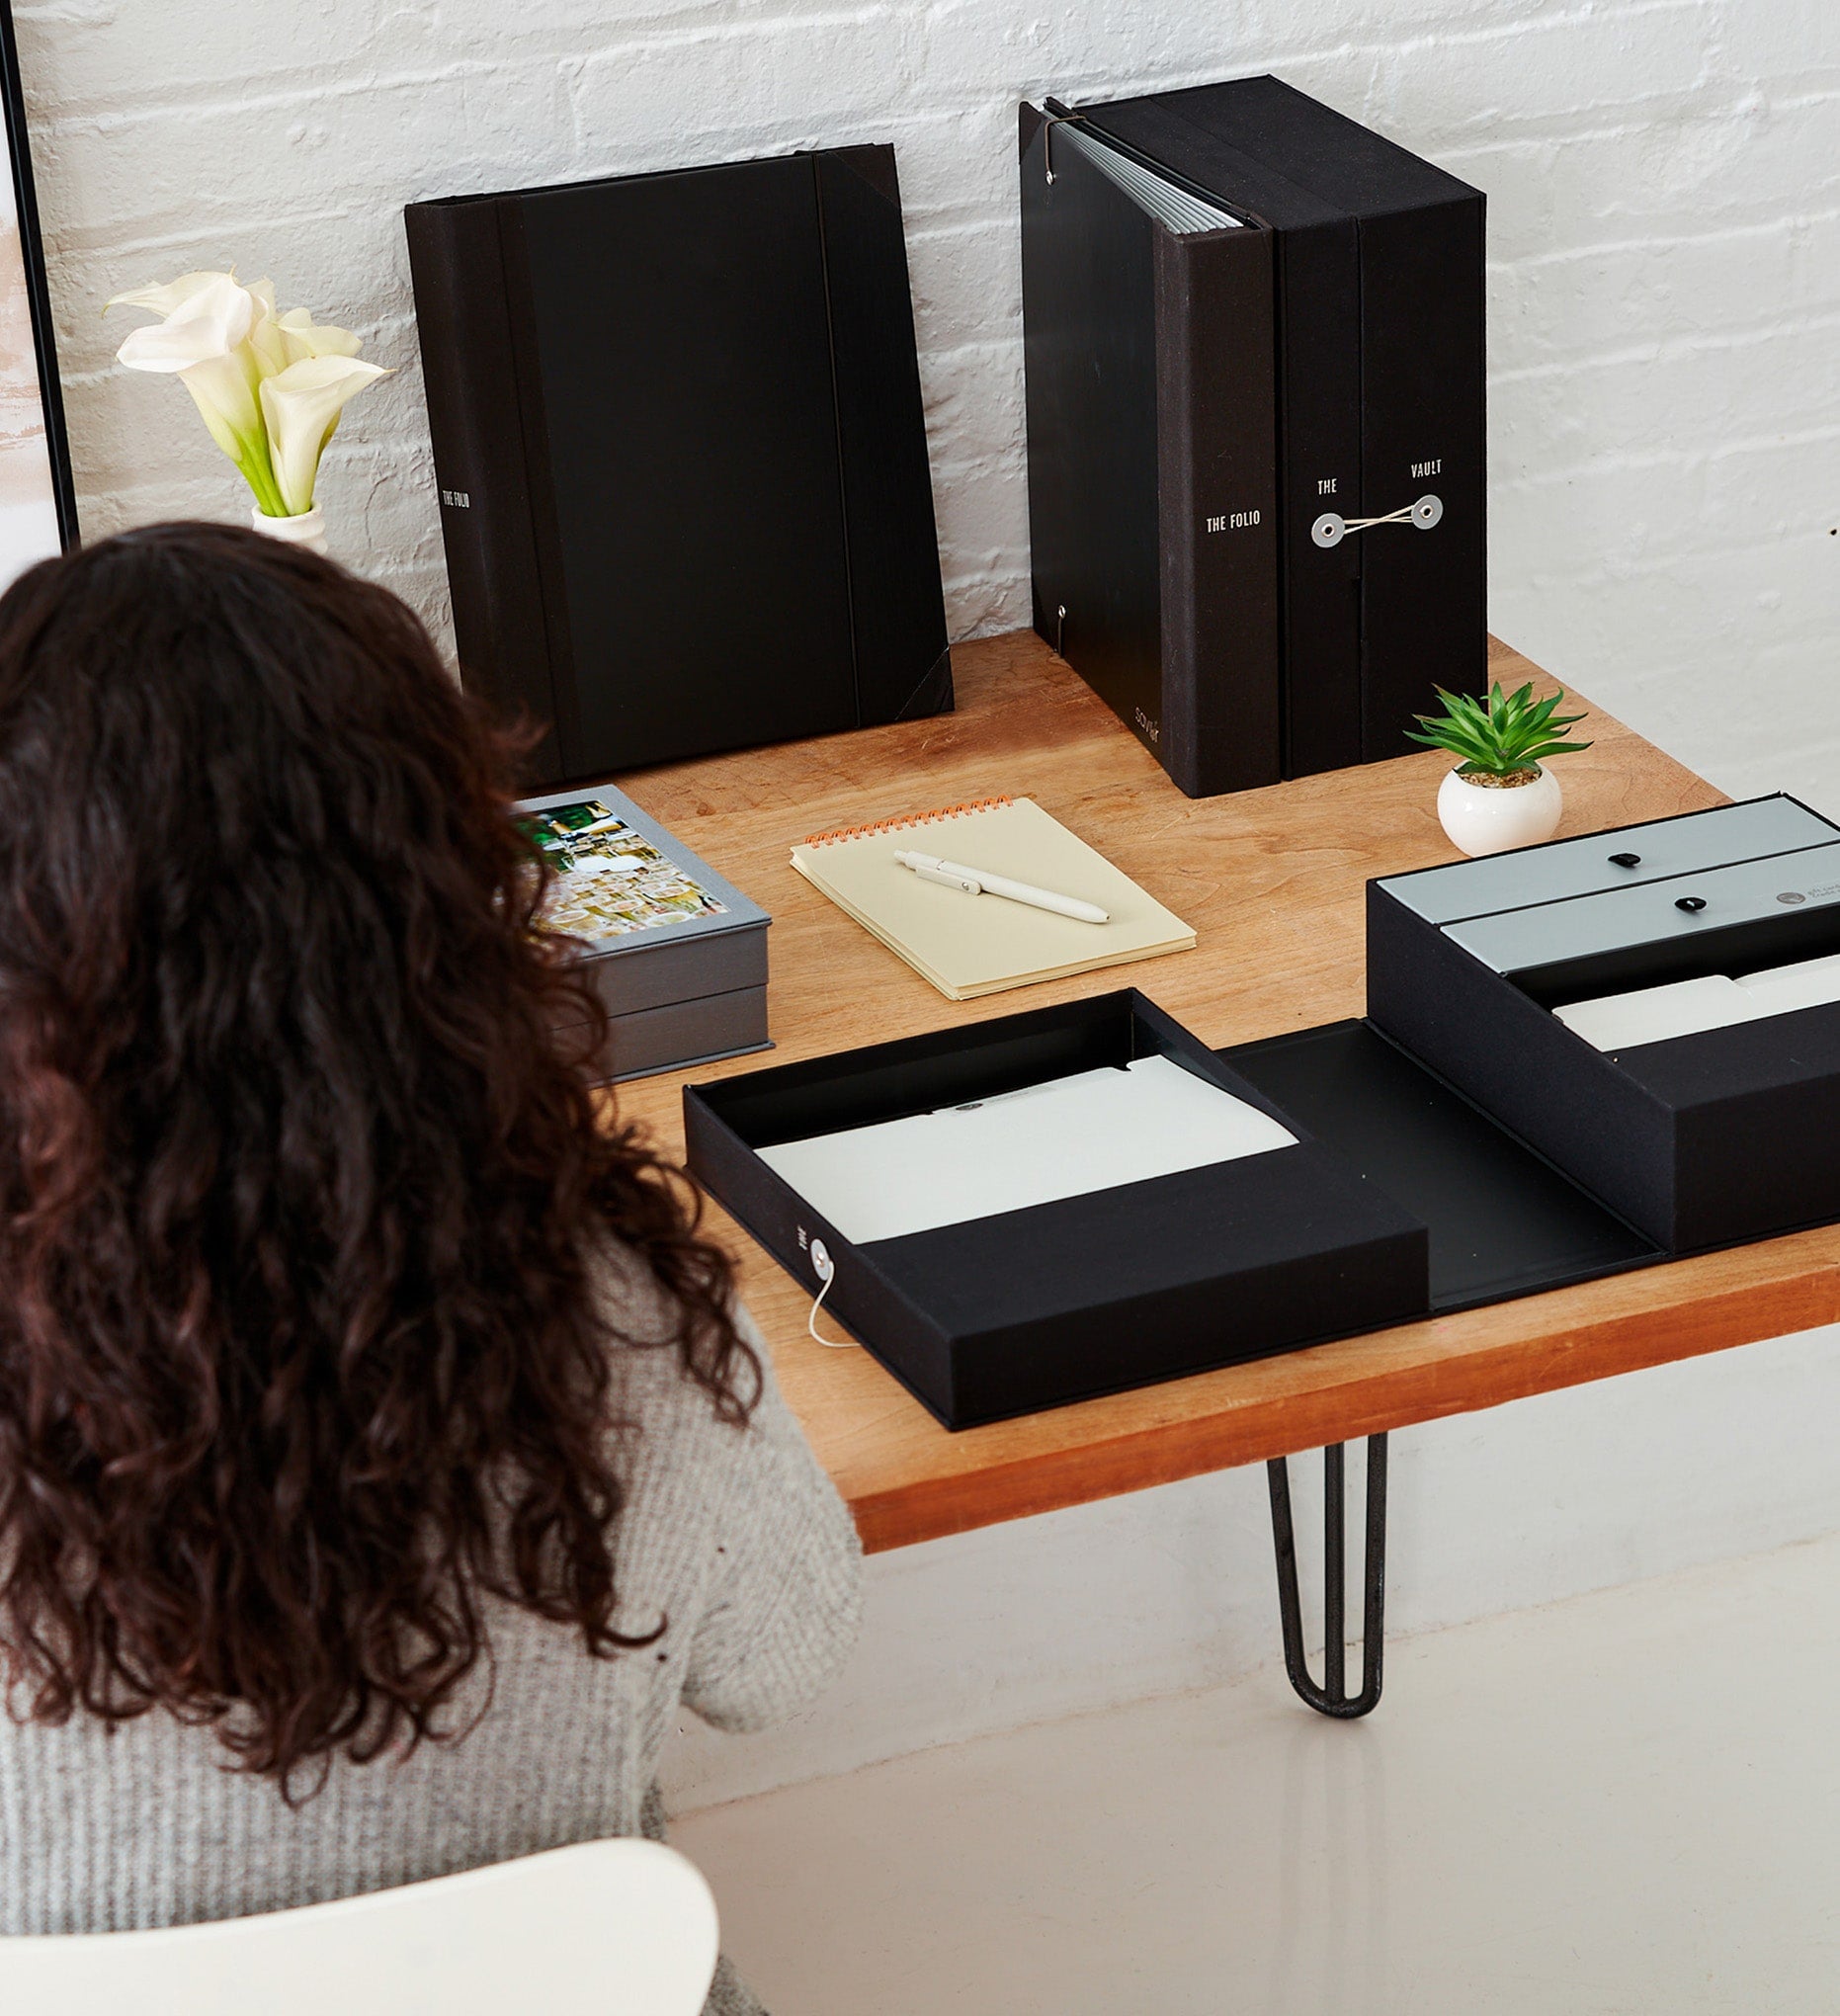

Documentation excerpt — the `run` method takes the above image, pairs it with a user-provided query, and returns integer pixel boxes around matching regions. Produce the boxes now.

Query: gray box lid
[1447,840,1840,973]
[518,782,770,966]
[1379,796,1839,926]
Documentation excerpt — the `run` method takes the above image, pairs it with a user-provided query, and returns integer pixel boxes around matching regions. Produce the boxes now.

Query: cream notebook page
[791,796,1195,1000]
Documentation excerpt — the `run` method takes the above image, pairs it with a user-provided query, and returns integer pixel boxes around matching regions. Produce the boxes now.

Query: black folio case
[405,147,952,788]
[1018,102,1280,798]
[1020,77,1486,795]
[688,797,1840,1430]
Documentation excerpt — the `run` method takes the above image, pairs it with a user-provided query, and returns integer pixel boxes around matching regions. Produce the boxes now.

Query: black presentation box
[1369,795,1840,1251]
[685,991,1428,1428]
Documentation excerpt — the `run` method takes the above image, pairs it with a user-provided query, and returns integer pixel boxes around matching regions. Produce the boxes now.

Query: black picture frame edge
[0,0,77,549]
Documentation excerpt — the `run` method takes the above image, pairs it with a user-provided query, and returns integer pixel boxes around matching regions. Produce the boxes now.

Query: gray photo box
[518,782,772,1083]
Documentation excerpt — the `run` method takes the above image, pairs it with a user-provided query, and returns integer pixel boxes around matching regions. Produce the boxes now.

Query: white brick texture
[17,0,1837,797]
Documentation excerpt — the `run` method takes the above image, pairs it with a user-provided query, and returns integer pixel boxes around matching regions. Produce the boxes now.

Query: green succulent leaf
[1406,677,1594,775]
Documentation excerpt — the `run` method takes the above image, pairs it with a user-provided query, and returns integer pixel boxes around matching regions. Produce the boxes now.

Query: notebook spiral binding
[802,796,1014,848]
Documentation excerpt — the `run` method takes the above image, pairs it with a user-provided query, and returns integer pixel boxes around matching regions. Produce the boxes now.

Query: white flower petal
[178,347,264,456]
[114,274,256,374]
[244,279,290,378]
[259,354,389,515]
[106,270,234,320]
[275,306,365,367]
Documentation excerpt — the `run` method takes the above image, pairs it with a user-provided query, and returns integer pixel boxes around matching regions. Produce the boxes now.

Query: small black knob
[1609,851,1641,868]
[1675,895,1707,913]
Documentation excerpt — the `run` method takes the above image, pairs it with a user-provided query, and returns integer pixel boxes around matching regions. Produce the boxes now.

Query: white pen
[892,849,1110,925]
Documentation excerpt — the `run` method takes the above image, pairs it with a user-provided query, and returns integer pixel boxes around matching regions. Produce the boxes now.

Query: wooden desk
[616,630,1840,1562]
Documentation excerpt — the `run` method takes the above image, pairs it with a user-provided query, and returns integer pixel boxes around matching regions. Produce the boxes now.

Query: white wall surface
[14,0,1840,1806]
[21,0,1840,799]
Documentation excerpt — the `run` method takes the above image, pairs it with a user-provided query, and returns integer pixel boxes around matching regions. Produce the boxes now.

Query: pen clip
[911,860,981,896]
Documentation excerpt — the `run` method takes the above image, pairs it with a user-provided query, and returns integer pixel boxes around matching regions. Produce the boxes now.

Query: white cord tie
[806,1241,857,1348]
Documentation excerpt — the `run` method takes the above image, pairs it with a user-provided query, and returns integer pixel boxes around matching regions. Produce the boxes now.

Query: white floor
[675,1530,1840,2014]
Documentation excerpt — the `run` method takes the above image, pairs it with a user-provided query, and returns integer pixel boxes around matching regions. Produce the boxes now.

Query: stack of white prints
[758,1053,1294,1243]
[1554,952,1840,1052]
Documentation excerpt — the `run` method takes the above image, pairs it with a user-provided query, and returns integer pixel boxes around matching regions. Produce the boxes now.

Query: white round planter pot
[1437,764,1563,858]
[250,504,327,556]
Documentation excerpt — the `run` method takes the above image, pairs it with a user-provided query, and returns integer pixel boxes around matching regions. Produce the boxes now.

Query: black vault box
[685,991,1427,1428]
[1019,75,1484,795]
[1369,795,1840,1251]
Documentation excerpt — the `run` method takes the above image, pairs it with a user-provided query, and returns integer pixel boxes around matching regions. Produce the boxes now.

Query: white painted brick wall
[16,0,1840,1806]
[17,0,1839,799]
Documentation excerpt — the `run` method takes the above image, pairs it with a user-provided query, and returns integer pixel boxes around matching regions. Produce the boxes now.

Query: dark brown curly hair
[0,522,755,1792]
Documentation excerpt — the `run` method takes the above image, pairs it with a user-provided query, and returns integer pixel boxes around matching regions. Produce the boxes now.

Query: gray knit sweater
[0,1286,864,2016]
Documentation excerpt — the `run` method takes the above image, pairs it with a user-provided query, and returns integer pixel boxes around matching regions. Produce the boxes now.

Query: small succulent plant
[1407,680,1592,781]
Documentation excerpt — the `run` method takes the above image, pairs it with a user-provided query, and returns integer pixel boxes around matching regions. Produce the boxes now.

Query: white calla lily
[176,349,264,460]
[243,284,363,378]
[275,307,363,367]
[110,268,388,524]
[113,272,254,373]
[259,354,390,516]
[111,275,289,518]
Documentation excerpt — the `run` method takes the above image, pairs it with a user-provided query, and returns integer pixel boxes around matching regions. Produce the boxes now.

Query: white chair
[0,1837,718,2016]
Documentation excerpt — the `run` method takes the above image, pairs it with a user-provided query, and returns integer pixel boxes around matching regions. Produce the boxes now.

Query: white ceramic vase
[1437,764,1563,858]
[249,503,327,556]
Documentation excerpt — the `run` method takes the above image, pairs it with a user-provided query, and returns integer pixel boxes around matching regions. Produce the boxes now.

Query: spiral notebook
[790,796,1196,1000]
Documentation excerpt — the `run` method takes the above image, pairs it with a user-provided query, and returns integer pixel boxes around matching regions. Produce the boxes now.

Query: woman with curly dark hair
[0,524,860,2015]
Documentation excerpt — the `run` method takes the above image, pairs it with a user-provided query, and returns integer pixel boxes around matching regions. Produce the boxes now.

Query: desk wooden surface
[615,630,1840,1554]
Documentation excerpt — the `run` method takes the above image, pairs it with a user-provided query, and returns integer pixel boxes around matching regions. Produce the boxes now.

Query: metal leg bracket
[1266,1433,1388,1719]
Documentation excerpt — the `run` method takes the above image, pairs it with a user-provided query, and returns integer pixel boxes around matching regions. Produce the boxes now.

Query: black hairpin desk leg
[1267,1434,1388,1719]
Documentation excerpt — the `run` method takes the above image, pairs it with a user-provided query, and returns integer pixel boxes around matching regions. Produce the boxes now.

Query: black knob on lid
[1675,895,1707,913]
[1609,851,1641,868]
